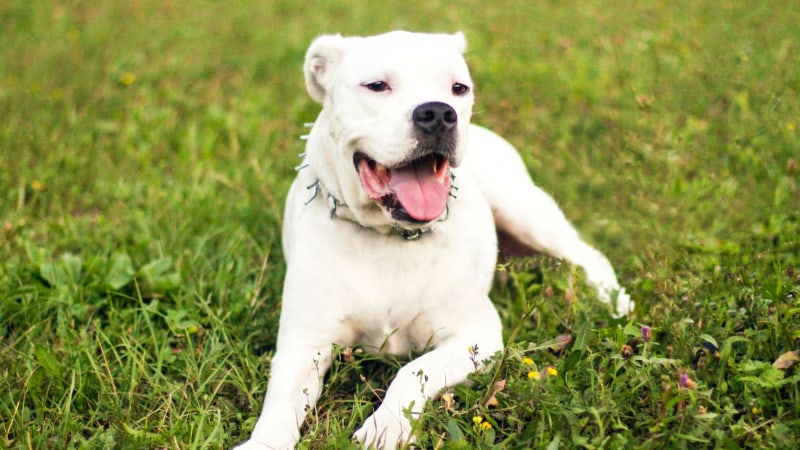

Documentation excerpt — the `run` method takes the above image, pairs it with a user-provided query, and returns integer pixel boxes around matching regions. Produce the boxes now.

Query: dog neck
[304,177,448,241]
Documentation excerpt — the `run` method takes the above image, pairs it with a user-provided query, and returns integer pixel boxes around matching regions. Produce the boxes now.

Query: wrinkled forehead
[338,34,472,87]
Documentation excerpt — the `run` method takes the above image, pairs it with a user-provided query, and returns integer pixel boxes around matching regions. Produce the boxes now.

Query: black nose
[412,102,457,134]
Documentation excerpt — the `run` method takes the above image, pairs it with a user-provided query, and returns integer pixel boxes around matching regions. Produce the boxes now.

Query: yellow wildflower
[527,370,539,380]
[473,415,493,431]
[31,180,45,192]
[547,367,558,377]
[120,72,137,86]
[522,357,534,365]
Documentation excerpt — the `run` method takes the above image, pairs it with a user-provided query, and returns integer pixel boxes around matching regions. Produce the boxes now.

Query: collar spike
[305,178,447,240]
[304,179,321,205]
[328,194,338,219]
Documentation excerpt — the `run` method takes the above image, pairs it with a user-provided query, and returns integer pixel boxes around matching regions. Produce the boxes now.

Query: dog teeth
[432,159,438,173]
[375,163,387,173]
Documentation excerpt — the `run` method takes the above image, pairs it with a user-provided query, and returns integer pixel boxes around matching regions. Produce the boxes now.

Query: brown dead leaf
[484,379,506,407]
[773,350,800,370]
[554,334,572,353]
[441,392,456,411]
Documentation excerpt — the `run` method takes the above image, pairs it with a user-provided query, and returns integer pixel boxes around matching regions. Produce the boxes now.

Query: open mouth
[354,151,452,223]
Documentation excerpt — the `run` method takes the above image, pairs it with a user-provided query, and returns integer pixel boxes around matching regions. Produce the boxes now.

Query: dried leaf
[484,379,506,407]
[441,392,456,411]
[554,334,572,353]
[773,350,800,370]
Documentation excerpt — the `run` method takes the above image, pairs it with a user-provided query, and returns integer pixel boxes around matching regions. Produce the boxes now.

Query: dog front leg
[235,342,333,450]
[354,313,504,449]
[468,125,632,314]
[497,192,632,314]
[496,190,633,314]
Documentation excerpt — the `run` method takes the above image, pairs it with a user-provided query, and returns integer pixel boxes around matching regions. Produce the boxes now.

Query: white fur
[236,30,631,450]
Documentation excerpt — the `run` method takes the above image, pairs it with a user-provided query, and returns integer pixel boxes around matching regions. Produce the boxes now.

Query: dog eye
[363,81,391,92]
[452,83,470,96]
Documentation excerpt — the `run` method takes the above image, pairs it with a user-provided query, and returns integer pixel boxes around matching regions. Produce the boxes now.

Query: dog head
[303,31,474,230]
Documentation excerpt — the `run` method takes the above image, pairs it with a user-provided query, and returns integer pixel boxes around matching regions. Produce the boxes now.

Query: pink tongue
[388,160,449,222]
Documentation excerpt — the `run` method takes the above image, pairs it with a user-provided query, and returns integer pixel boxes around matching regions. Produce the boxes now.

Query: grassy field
[2,0,799,448]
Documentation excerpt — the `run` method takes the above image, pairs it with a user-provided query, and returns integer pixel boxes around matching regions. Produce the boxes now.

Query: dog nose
[412,102,457,134]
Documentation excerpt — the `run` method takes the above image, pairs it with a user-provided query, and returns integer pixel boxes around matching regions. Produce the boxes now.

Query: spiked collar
[302,175,453,241]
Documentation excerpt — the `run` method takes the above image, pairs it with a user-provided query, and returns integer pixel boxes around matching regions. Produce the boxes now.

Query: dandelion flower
[546,366,558,377]
[472,415,483,425]
[480,421,492,431]
[522,357,534,366]
[527,370,539,380]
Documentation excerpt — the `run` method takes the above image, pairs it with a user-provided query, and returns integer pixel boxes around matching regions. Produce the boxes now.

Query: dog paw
[353,407,413,450]
[232,440,269,450]
[613,287,634,317]
[591,280,634,317]
[233,433,296,450]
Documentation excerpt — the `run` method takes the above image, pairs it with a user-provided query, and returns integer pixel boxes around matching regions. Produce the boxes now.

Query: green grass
[2,0,798,448]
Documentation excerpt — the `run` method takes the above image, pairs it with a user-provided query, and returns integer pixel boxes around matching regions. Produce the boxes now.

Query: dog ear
[304,34,346,103]
[451,31,468,54]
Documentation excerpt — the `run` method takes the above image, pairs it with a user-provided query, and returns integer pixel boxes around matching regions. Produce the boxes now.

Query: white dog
[236,31,631,450]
